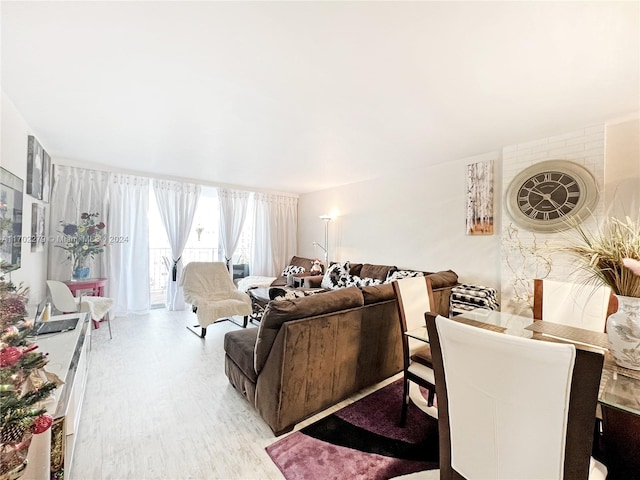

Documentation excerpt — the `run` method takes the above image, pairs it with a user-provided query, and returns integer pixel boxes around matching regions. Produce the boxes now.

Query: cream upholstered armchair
[181,262,252,337]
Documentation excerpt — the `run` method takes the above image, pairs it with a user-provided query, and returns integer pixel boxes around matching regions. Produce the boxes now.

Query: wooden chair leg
[427,386,435,407]
[400,376,410,427]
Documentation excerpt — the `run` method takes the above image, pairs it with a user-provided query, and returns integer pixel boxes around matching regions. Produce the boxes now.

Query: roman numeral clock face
[506,161,599,232]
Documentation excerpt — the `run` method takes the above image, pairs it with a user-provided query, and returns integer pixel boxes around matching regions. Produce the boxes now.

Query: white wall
[298,118,639,314]
[500,125,606,315]
[298,151,502,290]
[605,117,640,218]
[1,92,48,306]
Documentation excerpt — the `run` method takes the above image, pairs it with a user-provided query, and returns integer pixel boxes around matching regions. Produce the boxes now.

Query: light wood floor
[71,308,398,480]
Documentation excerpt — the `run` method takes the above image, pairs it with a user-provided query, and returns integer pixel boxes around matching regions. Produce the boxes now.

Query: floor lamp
[312,215,332,266]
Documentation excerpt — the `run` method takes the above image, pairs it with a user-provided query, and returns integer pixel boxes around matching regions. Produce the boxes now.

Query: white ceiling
[2,1,638,194]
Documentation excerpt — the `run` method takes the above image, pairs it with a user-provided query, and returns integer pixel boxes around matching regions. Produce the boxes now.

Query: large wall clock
[505,160,599,232]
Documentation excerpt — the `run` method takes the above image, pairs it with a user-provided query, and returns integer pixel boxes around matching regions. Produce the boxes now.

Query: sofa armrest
[255,308,364,435]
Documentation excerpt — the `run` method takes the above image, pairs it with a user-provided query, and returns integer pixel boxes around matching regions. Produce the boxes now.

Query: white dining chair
[425,312,607,480]
[392,276,437,425]
[533,278,617,331]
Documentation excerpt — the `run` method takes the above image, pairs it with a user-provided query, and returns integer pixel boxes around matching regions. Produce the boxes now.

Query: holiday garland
[1,268,56,479]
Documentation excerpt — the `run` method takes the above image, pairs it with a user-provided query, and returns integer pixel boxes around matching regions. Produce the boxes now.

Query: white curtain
[48,165,151,317]
[218,188,249,274]
[48,165,110,281]
[251,193,297,276]
[107,173,150,316]
[152,179,201,310]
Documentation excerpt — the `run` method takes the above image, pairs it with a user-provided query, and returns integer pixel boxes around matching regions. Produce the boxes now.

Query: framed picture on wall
[26,135,51,202]
[31,203,46,253]
[0,167,24,271]
[465,160,494,235]
[41,150,51,203]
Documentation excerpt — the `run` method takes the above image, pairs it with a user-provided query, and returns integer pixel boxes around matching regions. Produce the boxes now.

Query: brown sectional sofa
[224,266,458,435]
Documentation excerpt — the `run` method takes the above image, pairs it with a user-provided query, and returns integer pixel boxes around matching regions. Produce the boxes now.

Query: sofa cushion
[360,263,396,281]
[426,269,459,289]
[224,327,260,383]
[289,255,315,272]
[254,287,364,373]
[348,263,363,277]
[320,261,351,290]
[361,283,396,304]
[270,276,288,287]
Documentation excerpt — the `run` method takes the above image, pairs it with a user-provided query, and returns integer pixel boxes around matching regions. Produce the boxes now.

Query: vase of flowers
[564,215,640,370]
[58,212,107,281]
[72,260,90,281]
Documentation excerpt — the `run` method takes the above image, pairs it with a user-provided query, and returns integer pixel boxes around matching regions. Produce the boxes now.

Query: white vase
[607,295,640,370]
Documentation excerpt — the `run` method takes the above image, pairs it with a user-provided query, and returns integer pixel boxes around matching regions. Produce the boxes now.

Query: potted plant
[58,212,107,280]
[564,215,640,370]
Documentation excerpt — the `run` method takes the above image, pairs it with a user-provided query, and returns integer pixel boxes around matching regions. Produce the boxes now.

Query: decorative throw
[269,287,324,301]
[78,296,114,322]
[346,276,383,288]
[282,265,306,276]
[320,261,351,290]
[385,269,425,283]
[450,283,499,312]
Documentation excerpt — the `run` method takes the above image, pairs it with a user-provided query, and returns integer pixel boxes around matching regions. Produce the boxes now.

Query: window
[149,187,253,306]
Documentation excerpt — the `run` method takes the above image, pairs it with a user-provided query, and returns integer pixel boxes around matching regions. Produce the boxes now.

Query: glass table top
[406,309,640,417]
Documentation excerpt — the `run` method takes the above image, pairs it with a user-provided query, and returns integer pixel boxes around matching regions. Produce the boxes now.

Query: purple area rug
[266,380,439,480]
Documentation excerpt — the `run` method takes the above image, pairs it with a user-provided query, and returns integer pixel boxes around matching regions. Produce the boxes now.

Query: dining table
[405,308,640,418]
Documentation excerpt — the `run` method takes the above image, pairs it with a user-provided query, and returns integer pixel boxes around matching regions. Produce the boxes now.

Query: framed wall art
[31,203,46,253]
[42,149,51,203]
[27,135,51,202]
[465,160,494,235]
[0,167,24,270]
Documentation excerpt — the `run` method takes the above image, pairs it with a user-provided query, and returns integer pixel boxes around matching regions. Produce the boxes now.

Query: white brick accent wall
[500,125,606,315]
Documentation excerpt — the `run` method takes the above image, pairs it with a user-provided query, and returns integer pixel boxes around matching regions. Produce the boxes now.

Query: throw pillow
[345,275,384,288]
[282,265,306,276]
[385,269,425,283]
[320,261,351,290]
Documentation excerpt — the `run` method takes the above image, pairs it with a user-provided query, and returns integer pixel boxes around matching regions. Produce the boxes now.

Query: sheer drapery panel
[251,193,297,276]
[48,165,151,317]
[107,173,150,316]
[48,165,110,281]
[217,188,249,274]
[152,179,201,310]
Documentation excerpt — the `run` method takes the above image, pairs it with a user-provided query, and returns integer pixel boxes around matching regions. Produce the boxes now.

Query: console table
[64,277,107,297]
[23,313,91,480]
